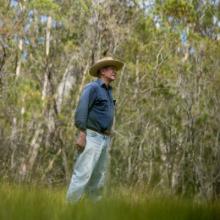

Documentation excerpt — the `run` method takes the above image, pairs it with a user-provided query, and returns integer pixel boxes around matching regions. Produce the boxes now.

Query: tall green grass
[0,183,219,220]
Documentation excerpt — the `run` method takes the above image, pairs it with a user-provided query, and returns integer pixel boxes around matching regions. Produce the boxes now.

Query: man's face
[100,66,117,82]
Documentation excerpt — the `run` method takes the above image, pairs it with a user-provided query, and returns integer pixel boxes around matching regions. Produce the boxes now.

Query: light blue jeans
[66,129,111,203]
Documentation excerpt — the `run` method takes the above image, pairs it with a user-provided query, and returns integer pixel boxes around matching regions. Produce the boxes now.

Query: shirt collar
[96,79,112,90]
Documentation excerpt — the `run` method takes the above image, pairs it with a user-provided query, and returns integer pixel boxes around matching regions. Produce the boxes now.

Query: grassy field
[0,183,219,220]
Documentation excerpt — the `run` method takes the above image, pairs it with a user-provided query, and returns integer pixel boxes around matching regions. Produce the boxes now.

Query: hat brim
[89,60,124,77]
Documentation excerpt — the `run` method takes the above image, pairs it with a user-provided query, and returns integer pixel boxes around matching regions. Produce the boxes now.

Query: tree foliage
[0,0,220,200]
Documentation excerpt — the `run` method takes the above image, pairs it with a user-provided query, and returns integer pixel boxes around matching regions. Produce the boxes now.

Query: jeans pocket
[87,130,98,137]
[87,135,102,147]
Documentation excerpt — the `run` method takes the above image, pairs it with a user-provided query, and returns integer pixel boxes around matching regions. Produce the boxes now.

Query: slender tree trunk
[10,117,17,170]
[75,62,89,106]
[11,0,27,177]
[24,16,53,180]
[27,124,44,175]
[16,39,23,78]
[56,57,77,114]
[16,0,27,77]
[46,16,52,57]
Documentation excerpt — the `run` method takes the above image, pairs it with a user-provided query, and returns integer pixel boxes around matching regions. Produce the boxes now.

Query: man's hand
[76,131,86,152]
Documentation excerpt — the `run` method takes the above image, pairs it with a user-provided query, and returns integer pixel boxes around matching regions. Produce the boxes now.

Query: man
[66,57,124,203]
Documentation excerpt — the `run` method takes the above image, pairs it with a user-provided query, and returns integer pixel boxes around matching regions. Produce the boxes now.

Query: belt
[101,130,112,136]
[87,128,112,136]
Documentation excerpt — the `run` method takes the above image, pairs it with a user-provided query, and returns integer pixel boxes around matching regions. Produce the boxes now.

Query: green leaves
[14,78,42,120]
[161,0,196,23]
[29,0,60,17]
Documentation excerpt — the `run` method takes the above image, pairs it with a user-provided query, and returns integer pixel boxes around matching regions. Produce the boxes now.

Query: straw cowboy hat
[89,57,124,77]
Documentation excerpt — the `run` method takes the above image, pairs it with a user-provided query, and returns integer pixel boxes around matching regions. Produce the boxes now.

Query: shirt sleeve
[74,84,96,130]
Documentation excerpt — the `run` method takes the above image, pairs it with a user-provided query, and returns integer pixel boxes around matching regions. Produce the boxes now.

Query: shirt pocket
[95,98,108,111]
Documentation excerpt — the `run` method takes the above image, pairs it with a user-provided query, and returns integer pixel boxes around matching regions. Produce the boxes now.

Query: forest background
[0,0,220,201]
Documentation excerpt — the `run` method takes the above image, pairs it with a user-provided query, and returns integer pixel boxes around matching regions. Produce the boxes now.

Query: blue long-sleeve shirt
[74,79,115,133]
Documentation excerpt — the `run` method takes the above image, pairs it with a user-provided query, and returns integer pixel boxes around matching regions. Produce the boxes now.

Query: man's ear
[98,68,105,77]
